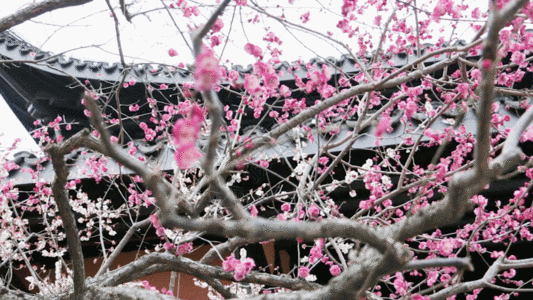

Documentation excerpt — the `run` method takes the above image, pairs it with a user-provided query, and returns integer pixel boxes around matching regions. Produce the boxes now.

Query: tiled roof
[1,31,530,185]
[0,31,447,83]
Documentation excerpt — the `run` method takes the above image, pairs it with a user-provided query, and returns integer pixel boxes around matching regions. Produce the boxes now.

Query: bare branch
[44,139,87,298]
[191,0,232,53]
[94,252,320,291]
[163,217,411,262]
[0,0,93,32]
[96,218,151,277]
[403,257,474,272]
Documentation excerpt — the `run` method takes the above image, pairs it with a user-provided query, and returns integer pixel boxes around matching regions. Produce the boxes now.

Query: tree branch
[94,252,320,291]
[96,218,151,277]
[0,0,93,32]
[44,138,88,299]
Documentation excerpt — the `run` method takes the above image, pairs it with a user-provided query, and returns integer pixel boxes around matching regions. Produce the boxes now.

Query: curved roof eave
[0,31,447,84]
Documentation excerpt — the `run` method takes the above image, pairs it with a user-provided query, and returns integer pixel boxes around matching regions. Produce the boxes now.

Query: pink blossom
[264,73,279,89]
[309,245,322,263]
[308,204,320,218]
[404,101,417,119]
[253,46,263,58]
[150,214,165,238]
[176,242,193,255]
[298,266,310,278]
[234,257,255,281]
[228,70,239,82]
[223,254,239,272]
[235,0,247,5]
[393,272,408,295]
[223,254,255,281]
[244,43,255,55]
[263,31,282,45]
[511,51,526,67]
[375,116,392,138]
[337,18,353,34]
[244,43,263,58]
[212,18,224,33]
[471,7,480,18]
[192,6,200,16]
[129,104,140,112]
[210,35,222,47]
[457,83,471,99]
[281,203,291,212]
[279,85,291,97]
[163,242,175,250]
[432,0,458,21]
[491,251,505,258]
[168,48,178,57]
[174,143,203,169]
[300,11,310,23]
[438,239,454,256]
[139,122,156,141]
[329,265,341,276]
[259,160,269,168]
[194,46,221,92]
[269,111,279,118]
[190,104,204,123]
[305,81,314,94]
[374,15,382,26]
[249,205,258,217]
[142,280,157,291]
[481,59,492,70]
[244,74,261,94]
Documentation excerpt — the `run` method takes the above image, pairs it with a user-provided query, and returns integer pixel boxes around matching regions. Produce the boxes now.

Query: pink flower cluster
[194,46,222,92]
[212,18,224,33]
[149,214,165,238]
[172,104,204,169]
[176,242,193,255]
[244,43,263,59]
[375,116,392,138]
[298,266,310,278]
[431,0,462,22]
[141,280,173,296]
[306,65,333,97]
[300,11,310,23]
[222,254,256,281]
[308,204,320,218]
[168,48,178,57]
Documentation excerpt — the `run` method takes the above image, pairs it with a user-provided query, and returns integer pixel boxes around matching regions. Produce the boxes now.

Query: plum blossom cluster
[172,104,204,169]
[141,280,174,296]
[222,249,256,281]
[169,0,200,18]
[244,42,263,59]
[295,239,344,281]
[194,45,222,92]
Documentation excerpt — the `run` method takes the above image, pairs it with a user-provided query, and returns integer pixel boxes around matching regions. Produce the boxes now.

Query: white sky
[0,0,485,157]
